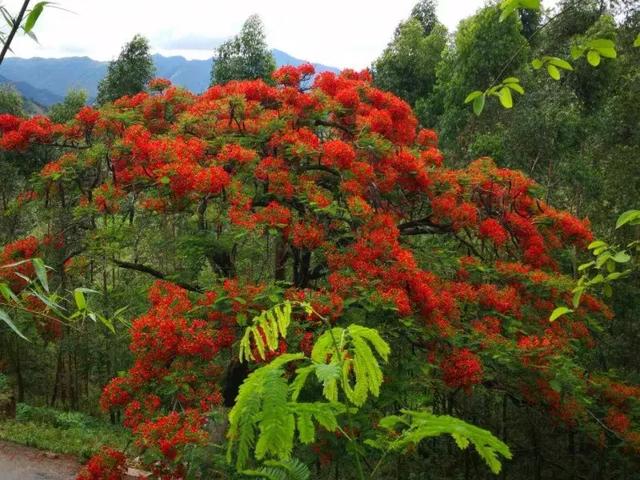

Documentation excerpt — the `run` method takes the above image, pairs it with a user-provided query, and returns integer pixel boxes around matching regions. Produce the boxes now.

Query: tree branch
[398,217,450,235]
[0,0,30,66]
[111,259,203,293]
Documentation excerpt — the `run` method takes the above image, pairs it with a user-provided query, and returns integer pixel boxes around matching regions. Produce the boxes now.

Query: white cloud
[1,0,552,68]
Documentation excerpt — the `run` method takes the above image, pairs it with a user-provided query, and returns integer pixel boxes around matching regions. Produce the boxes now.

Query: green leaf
[503,77,520,84]
[597,47,617,59]
[73,289,86,311]
[464,90,483,104]
[615,210,640,229]
[473,94,485,116]
[98,314,115,334]
[0,308,29,341]
[0,7,15,28]
[587,38,615,49]
[570,45,583,59]
[498,87,513,108]
[588,240,607,250]
[572,288,584,309]
[547,64,561,80]
[587,50,601,66]
[314,363,341,384]
[596,252,612,268]
[612,251,631,263]
[549,379,562,392]
[634,34,640,47]
[499,4,517,22]
[378,410,512,474]
[531,58,543,69]
[578,261,595,271]
[520,0,541,8]
[606,271,627,281]
[550,307,573,322]
[507,82,524,94]
[31,258,49,292]
[546,57,573,70]
[23,2,49,33]
[0,282,19,303]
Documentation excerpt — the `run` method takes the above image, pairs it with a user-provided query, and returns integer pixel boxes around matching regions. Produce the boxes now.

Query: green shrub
[1,403,130,459]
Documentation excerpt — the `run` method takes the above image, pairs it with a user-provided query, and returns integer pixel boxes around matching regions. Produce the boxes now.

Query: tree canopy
[210,14,276,85]
[96,34,155,106]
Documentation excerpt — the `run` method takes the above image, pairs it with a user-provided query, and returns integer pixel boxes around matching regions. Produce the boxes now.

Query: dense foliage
[0,54,637,478]
[96,34,155,106]
[0,2,638,479]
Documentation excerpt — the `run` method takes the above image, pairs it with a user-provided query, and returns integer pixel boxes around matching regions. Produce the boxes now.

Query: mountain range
[0,49,339,108]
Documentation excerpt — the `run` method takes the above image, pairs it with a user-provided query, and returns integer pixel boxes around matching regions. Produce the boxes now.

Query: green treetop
[96,34,155,106]
[210,14,276,85]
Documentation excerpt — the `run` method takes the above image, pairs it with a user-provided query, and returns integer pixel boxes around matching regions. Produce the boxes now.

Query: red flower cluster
[478,218,509,246]
[441,349,483,391]
[76,106,100,127]
[0,236,39,292]
[76,447,126,480]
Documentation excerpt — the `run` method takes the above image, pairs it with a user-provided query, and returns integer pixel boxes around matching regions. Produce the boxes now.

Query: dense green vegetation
[0,1,639,479]
[0,403,130,459]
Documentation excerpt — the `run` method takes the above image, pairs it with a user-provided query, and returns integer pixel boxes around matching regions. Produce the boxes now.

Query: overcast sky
[3,0,529,69]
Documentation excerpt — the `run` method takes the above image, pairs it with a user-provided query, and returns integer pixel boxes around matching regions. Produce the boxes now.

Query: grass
[0,403,131,460]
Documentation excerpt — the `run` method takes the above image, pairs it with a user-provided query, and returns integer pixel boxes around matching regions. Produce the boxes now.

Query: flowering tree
[0,64,637,478]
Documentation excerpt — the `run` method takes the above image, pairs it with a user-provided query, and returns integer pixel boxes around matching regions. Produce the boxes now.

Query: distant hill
[0,51,339,107]
[0,73,62,112]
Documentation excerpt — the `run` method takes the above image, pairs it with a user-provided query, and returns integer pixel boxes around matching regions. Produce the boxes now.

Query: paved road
[0,441,79,480]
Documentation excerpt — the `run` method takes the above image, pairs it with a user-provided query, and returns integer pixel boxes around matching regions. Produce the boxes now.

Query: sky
[3,0,520,69]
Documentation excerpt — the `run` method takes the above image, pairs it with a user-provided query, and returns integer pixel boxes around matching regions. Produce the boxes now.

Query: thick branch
[314,119,354,136]
[398,217,450,235]
[112,259,203,293]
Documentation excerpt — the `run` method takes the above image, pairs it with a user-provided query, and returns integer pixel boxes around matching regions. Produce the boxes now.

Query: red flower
[148,77,172,91]
[76,106,100,127]
[292,222,324,249]
[322,139,356,169]
[605,408,630,434]
[441,349,483,391]
[478,218,509,246]
[76,447,126,480]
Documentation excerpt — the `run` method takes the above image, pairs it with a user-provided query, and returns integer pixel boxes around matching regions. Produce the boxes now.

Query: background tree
[96,34,155,105]
[409,0,439,34]
[372,15,447,107]
[49,89,88,123]
[210,14,276,85]
[427,5,529,157]
[0,85,25,116]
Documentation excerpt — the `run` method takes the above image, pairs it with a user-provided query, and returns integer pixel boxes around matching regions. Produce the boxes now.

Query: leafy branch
[0,1,57,65]
[465,1,621,115]
[368,410,512,475]
[0,258,125,339]
[550,209,639,322]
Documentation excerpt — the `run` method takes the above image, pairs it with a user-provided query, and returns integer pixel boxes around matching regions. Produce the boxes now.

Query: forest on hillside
[0,0,639,479]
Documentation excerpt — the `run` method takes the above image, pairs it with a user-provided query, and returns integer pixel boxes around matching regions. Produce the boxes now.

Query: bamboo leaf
[31,258,49,292]
[0,308,29,341]
[24,2,50,33]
